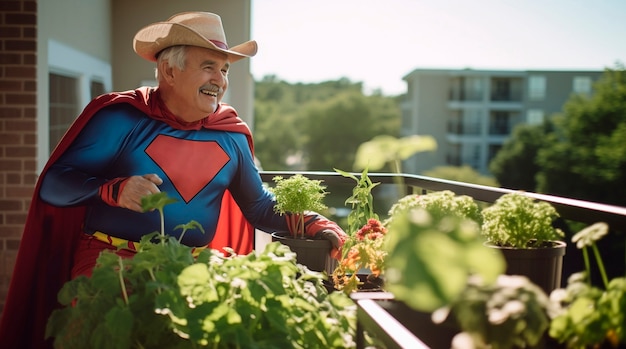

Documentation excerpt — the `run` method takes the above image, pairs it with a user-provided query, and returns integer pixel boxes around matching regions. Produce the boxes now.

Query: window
[49,73,79,151]
[91,80,105,99]
[528,75,546,101]
[41,40,113,168]
[573,76,592,95]
[464,77,483,101]
[527,109,545,125]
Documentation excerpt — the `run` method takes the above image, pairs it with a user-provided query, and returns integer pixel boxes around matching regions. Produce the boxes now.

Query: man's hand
[302,213,348,260]
[100,174,163,212]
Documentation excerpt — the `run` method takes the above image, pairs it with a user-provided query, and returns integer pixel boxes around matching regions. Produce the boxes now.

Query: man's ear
[158,60,176,85]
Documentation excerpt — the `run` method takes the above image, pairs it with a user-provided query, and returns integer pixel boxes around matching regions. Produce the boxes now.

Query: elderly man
[0,12,346,349]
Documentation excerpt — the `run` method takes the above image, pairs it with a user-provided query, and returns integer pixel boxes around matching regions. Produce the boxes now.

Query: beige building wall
[402,72,450,174]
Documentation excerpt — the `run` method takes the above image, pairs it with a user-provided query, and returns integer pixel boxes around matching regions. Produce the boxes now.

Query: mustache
[200,84,222,94]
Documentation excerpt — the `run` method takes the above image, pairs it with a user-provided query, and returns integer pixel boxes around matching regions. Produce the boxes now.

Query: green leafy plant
[481,192,565,248]
[435,274,554,349]
[331,168,388,293]
[384,190,482,227]
[46,193,356,348]
[269,174,329,238]
[549,222,626,348]
[383,206,505,313]
[335,168,380,236]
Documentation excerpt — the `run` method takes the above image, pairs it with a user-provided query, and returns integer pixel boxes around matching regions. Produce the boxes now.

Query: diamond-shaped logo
[145,135,230,203]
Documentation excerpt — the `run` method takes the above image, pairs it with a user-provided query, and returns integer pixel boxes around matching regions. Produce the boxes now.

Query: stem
[391,159,406,198]
[178,228,188,243]
[117,257,129,305]
[591,244,609,289]
[582,246,591,286]
[299,213,305,238]
[159,207,165,245]
[147,268,161,294]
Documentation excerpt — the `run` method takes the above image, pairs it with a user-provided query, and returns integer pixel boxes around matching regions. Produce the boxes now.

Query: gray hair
[155,45,187,81]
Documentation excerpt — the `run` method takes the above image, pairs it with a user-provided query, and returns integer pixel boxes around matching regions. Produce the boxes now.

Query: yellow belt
[91,231,207,256]
[92,231,141,251]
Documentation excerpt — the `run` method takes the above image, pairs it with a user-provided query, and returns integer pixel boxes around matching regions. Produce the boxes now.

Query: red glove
[285,212,347,259]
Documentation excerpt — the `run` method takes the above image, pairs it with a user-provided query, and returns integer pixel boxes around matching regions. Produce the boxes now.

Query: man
[0,12,346,349]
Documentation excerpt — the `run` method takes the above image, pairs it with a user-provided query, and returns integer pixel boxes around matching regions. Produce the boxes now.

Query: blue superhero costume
[39,100,285,247]
[0,87,345,349]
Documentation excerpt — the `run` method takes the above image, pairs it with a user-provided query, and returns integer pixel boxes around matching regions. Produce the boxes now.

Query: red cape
[0,87,255,349]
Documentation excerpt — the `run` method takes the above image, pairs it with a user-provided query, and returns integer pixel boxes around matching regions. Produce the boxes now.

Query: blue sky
[251,0,626,95]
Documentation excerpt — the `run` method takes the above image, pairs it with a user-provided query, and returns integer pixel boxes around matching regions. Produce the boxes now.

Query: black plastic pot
[351,292,459,349]
[271,232,337,275]
[486,240,567,294]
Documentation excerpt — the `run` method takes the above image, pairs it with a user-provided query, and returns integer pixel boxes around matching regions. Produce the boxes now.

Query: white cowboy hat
[133,12,257,63]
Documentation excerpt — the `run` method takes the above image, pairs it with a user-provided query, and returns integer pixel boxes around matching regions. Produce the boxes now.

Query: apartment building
[401,68,603,175]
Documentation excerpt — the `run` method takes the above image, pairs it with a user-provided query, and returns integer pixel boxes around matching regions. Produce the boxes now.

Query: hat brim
[133,22,257,63]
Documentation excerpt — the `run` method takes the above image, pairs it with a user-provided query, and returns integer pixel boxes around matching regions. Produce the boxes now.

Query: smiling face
[158,46,230,122]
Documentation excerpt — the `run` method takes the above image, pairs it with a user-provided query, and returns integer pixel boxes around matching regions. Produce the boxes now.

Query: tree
[302,91,401,171]
[488,123,551,191]
[536,64,626,206]
[423,165,499,187]
[253,77,371,170]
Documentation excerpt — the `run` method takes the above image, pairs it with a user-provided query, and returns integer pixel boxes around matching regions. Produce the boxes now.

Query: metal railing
[260,170,626,230]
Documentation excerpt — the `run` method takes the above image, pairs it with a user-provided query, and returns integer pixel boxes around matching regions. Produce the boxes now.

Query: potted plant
[347,191,503,347]
[331,168,386,294]
[481,192,567,293]
[369,202,507,348]
[269,174,337,274]
[548,222,626,348]
[45,192,357,348]
[384,189,482,227]
[434,274,555,349]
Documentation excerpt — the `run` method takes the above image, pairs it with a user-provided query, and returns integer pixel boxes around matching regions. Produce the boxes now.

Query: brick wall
[0,0,38,314]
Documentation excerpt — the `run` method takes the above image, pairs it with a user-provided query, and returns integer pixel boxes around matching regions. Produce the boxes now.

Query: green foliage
[304,92,402,171]
[269,174,329,237]
[384,190,482,227]
[549,222,626,348]
[437,275,553,349]
[537,64,626,206]
[253,77,401,171]
[47,239,356,349]
[335,168,380,235]
[46,192,355,348]
[383,206,505,313]
[422,165,499,187]
[331,168,385,293]
[481,192,565,248]
[353,134,436,173]
[488,124,549,191]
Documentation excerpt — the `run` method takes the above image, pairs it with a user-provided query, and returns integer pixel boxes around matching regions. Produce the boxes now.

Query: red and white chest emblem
[145,134,230,203]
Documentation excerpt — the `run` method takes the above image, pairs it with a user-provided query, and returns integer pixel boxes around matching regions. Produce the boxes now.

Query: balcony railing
[260,170,626,228]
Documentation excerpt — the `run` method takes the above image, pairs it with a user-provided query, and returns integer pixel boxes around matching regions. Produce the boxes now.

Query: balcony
[259,170,626,348]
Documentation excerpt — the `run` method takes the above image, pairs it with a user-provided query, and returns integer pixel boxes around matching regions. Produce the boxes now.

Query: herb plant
[269,174,329,238]
[46,193,356,348]
[331,168,388,293]
[549,222,626,348]
[435,274,554,349]
[383,206,505,313]
[481,192,565,248]
[384,190,482,227]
